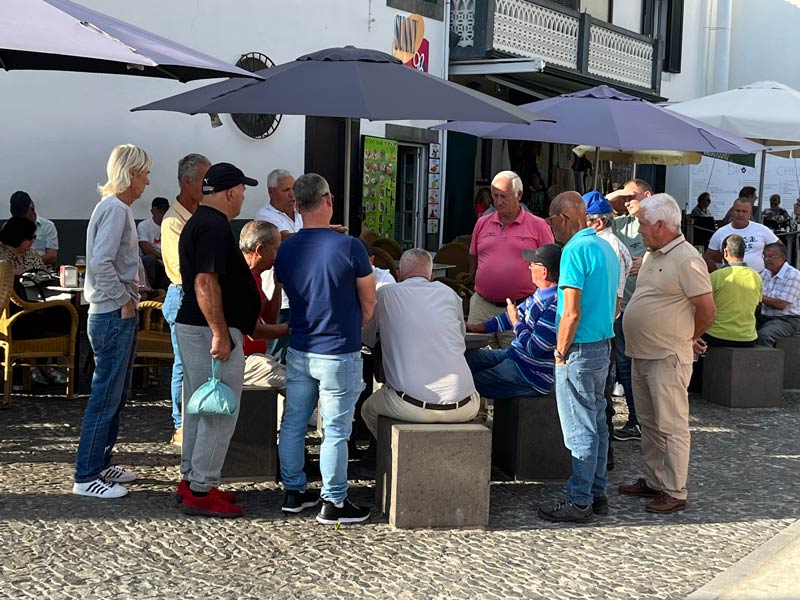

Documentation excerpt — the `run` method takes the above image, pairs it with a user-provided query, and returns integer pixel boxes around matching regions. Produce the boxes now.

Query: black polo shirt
[176,205,260,335]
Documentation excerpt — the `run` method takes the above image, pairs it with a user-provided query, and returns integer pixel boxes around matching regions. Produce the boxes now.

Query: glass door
[395,143,426,249]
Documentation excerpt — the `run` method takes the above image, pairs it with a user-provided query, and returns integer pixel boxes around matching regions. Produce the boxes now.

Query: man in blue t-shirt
[538,191,618,524]
[274,173,376,526]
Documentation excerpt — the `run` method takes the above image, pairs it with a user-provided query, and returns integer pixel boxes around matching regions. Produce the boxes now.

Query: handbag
[185,358,238,417]
[16,269,61,302]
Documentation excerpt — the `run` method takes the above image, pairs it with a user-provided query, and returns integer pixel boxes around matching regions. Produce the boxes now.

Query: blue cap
[582,190,613,215]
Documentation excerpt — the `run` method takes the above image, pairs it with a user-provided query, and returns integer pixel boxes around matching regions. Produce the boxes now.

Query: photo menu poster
[427,142,441,238]
[362,136,398,237]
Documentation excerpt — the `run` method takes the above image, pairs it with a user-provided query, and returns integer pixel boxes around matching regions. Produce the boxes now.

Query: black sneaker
[613,424,641,442]
[316,498,371,525]
[592,496,609,516]
[538,498,594,523]
[281,489,320,514]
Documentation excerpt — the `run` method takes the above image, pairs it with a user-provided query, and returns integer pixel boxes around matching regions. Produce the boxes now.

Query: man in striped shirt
[465,244,560,398]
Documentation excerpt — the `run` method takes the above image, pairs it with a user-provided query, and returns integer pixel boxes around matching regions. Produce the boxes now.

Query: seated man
[756,242,800,346]
[465,244,560,398]
[704,234,762,348]
[137,197,170,289]
[361,248,479,436]
[239,220,288,389]
[10,191,59,265]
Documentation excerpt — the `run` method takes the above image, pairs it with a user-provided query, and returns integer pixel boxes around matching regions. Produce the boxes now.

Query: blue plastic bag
[186,358,238,417]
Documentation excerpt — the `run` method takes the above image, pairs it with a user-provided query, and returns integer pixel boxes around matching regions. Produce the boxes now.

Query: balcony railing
[451,0,660,93]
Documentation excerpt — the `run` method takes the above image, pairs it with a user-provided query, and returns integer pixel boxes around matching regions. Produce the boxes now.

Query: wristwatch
[554,348,566,360]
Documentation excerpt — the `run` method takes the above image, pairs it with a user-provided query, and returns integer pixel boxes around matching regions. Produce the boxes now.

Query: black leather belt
[396,391,472,411]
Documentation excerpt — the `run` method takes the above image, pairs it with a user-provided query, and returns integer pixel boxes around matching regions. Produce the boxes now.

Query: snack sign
[362,136,398,237]
[392,13,429,72]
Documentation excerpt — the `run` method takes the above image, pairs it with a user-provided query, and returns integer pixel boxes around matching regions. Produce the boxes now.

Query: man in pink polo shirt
[468,170,555,348]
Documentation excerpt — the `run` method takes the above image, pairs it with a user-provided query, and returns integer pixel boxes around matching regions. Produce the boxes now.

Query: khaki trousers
[467,293,515,349]
[243,353,286,390]
[361,386,480,438]
[631,355,692,500]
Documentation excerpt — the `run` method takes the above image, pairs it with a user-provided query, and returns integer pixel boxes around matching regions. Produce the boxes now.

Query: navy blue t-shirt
[274,228,372,354]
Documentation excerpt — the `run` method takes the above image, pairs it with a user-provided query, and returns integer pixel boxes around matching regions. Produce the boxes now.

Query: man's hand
[210,333,231,362]
[330,224,348,234]
[466,322,486,333]
[629,256,643,275]
[505,298,519,326]
[692,337,708,356]
[121,300,135,319]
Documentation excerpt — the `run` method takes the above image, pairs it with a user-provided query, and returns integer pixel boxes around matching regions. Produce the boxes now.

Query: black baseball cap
[522,244,562,279]
[10,191,33,217]
[202,162,258,195]
[151,197,170,209]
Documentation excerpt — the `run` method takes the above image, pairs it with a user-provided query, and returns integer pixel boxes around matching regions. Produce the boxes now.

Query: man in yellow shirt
[161,153,211,444]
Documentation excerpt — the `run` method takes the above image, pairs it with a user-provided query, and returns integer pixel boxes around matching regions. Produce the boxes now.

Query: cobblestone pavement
[1,373,798,599]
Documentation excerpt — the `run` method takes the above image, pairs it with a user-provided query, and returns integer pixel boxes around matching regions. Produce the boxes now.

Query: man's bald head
[550,191,586,218]
[548,191,588,244]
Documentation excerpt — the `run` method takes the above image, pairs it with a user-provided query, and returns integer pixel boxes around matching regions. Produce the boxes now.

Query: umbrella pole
[593,149,600,191]
[343,117,352,229]
[757,146,767,222]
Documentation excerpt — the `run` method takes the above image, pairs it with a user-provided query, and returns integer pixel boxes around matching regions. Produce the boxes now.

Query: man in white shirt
[137,196,170,290]
[255,169,302,363]
[10,191,59,264]
[756,242,800,346]
[361,248,479,436]
[705,198,779,273]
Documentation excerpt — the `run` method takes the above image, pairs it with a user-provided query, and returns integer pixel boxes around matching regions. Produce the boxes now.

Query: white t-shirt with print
[708,221,779,273]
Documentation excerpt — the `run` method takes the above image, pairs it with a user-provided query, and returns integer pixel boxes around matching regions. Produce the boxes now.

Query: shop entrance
[395,142,426,250]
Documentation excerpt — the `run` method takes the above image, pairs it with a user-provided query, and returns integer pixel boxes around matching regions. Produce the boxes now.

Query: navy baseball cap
[582,190,613,215]
[202,162,258,195]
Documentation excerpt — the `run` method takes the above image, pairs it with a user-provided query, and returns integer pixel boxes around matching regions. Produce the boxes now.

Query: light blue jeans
[162,284,183,430]
[554,339,611,506]
[278,348,364,504]
[74,309,138,483]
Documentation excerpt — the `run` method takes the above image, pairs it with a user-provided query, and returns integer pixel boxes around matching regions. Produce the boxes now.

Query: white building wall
[0,0,446,220]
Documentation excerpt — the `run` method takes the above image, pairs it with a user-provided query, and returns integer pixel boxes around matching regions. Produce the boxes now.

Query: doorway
[395,143,426,249]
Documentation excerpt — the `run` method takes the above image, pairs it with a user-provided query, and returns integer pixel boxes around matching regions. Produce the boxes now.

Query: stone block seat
[491,393,571,480]
[702,346,783,408]
[776,335,800,389]
[375,416,491,529]
[221,387,279,482]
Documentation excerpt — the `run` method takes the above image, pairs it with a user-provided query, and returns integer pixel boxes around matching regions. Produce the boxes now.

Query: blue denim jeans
[162,284,183,429]
[554,339,611,506]
[74,309,138,483]
[278,348,364,504]
[465,348,545,399]
[615,315,637,426]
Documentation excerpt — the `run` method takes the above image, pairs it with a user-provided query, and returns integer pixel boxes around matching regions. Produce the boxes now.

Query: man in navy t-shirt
[274,173,376,525]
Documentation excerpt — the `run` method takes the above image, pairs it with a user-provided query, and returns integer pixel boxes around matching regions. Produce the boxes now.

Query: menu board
[427,142,441,235]
[362,136,398,237]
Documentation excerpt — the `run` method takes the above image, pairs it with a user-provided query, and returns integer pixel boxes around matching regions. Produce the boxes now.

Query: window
[642,0,683,72]
[386,0,444,21]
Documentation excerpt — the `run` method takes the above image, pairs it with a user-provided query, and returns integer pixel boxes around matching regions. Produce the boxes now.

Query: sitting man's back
[361,249,479,436]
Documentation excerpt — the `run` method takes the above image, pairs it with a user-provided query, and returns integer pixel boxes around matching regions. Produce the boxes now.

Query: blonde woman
[73,144,151,498]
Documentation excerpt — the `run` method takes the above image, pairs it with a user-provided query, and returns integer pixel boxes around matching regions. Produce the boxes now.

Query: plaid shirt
[761,262,800,317]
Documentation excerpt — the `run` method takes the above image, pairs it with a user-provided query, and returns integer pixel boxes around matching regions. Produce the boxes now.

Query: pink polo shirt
[470,208,554,303]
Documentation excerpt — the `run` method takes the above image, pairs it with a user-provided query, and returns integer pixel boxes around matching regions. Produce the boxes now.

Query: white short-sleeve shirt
[708,221,779,273]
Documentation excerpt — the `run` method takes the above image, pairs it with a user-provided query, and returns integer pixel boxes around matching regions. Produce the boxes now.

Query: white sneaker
[73,478,128,498]
[100,465,138,483]
[612,382,625,397]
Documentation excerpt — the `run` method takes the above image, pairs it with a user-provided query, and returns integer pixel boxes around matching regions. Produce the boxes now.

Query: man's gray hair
[399,248,433,279]
[267,169,293,189]
[722,234,745,259]
[639,193,682,229]
[178,153,210,185]
[764,241,787,258]
[239,220,280,253]
[492,170,523,195]
[293,173,329,212]
[587,213,614,228]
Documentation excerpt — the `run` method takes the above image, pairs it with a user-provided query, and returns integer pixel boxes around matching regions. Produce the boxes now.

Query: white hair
[267,169,293,189]
[99,144,152,197]
[492,170,523,195]
[639,193,682,229]
[399,248,432,279]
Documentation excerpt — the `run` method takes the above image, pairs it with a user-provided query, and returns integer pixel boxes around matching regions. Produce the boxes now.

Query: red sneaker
[176,480,237,504]
[180,489,243,518]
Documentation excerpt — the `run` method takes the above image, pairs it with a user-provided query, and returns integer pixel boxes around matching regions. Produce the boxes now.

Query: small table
[465,332,491,350]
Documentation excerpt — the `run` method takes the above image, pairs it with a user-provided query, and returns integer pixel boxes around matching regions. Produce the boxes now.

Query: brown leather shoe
[618,478,659,497]
[645,492,686,513]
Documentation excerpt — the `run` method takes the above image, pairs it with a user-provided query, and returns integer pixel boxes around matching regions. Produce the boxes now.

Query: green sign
[362,136,398,237]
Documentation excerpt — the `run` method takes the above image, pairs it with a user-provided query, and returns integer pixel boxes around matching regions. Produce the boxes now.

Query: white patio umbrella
[572,146,702,166]
[667,81,800,215]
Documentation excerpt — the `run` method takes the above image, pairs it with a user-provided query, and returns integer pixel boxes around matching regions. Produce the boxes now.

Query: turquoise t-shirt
[556,227,619,343]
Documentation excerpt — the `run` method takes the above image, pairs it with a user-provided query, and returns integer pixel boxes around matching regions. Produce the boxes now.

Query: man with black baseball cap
[9,190,59,265]
[466,243,561,399]
[173,162,262,518]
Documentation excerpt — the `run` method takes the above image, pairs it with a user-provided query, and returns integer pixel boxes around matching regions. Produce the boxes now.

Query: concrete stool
[375,416,491,529]
[702,347,783,408]
[776,335,800,389]
[492,393,571,480]
[221,387,278,482]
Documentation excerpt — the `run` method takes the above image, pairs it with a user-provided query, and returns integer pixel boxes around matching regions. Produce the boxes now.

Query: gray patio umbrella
[133,46,549,223]
[0,0,259,81]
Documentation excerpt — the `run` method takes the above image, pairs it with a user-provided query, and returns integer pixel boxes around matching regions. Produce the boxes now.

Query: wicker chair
[371,237,403,260]
[360,229,380,246]
[433,242,475,286]
[370,246,399,280]
[0,262,79,404]
[134,301,173,387]
[452,234,472,248]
